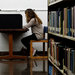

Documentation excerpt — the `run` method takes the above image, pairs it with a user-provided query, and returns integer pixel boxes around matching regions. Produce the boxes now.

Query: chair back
[44,26,48,33]
[43,26,48,39]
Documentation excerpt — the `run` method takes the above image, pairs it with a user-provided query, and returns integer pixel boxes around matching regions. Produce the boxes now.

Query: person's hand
[23,26,29,31]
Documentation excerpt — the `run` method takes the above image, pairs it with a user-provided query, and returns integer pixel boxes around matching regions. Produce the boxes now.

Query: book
[56,10,59,33]
[71,7,74,37]
[58,44,64,69]
[64,8,68,35]
[59,10,62,34]
[70,49,75,73]
[67,48,71,70]
[48,65,53,75]
[67,8,71,36]
[74,6,75,37]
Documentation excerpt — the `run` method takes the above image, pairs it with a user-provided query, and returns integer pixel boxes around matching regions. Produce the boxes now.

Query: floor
[0,59,48,75]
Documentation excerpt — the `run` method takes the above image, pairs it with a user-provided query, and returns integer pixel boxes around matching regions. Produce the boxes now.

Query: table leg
[9,34,13,57]
[9,63,13,75]
[30,59,33,75]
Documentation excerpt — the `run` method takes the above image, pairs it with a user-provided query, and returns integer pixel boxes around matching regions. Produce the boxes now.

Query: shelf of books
[48,5,75,37]
[48,38,75,75]
[48,0,75,75]
[48,5,75,41]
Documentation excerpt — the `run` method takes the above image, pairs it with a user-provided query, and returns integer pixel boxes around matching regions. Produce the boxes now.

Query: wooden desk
[0,29,28,59]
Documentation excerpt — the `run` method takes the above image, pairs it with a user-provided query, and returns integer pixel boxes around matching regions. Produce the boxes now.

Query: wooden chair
[30,26,48,59]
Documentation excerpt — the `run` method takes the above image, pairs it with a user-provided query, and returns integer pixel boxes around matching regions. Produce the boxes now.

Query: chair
[30,26,48,59]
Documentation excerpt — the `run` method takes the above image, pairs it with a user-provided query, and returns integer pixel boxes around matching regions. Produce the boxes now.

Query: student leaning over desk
[21,9,43,56]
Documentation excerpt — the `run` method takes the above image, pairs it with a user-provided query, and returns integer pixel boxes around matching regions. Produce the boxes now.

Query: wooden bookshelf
[48,58,66,75]
[48,0,75,75]
[48,32,75,41]
[48,47,66,75]
[49,0,63,6]
[48,0,75,11]
[48,32,64,38]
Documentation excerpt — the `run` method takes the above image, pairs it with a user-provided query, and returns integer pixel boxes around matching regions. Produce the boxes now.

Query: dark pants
[21,33,37,55]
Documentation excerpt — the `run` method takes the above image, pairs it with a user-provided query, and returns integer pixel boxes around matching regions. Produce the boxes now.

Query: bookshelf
[48,0,75,75]
[49,32,75,41]
[48,58,64,75]
[49,0,63,6]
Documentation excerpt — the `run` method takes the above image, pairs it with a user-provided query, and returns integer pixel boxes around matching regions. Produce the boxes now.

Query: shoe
[20,47,26,55]
[20,47,29,56]
[33,49,37,56]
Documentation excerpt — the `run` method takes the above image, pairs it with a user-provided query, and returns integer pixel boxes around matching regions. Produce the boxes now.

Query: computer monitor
[0,14,22,29]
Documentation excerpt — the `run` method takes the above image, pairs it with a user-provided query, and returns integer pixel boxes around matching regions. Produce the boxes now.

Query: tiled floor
[0,59,48,75]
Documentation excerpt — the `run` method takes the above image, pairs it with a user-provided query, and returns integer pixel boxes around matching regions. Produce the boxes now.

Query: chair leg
[43,42,45,56]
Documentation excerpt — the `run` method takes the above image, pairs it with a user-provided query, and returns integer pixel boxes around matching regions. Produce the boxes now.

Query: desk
[0,29,28,59]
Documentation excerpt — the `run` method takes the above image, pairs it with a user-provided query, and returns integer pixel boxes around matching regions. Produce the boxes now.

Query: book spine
[71,7,74,37]
[67,8,71,36]
[64,8,68,35]
[56,11,59,33]
[48,65,53,75]
[73,6,75,37]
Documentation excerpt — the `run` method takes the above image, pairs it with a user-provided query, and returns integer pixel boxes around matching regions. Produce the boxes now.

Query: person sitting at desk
[21,9,43,56]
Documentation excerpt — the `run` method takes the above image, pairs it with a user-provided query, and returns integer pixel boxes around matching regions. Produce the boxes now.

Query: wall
[0,0,47,10]
[0,0,47,52]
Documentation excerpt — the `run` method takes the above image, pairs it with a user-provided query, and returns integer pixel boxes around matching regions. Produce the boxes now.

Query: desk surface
[0,29,28,32]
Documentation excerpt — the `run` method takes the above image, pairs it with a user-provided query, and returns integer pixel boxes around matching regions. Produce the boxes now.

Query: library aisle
[0,59,48,75]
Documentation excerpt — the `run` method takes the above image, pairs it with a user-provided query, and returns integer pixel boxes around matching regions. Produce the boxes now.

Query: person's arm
[23,18,35,29]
